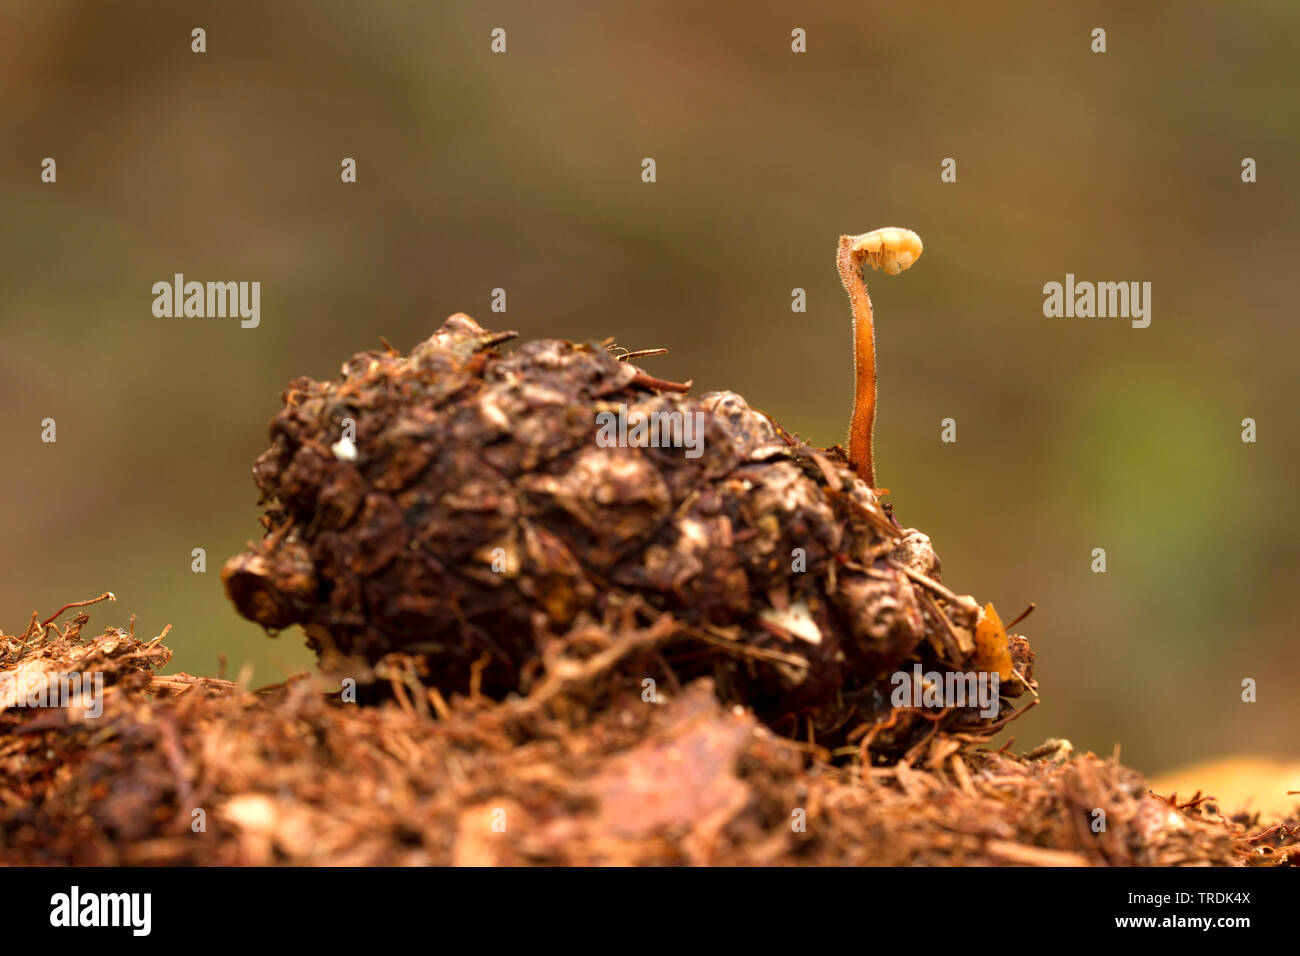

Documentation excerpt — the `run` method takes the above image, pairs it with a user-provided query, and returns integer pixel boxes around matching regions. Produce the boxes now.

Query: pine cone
[223,313,1034,748]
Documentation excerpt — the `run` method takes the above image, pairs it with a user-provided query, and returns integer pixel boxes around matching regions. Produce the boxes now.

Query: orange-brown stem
[837,236,876,487]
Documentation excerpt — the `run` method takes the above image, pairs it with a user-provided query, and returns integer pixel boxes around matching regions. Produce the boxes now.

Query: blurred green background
[3,1,1297,775]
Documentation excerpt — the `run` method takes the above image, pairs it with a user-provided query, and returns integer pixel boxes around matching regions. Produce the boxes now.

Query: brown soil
[2,616,1295,866]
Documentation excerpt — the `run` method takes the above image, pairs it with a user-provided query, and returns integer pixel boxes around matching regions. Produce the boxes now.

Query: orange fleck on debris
[974,602,1014,681]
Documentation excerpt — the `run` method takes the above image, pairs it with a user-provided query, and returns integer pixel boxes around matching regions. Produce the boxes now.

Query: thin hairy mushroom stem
[836,227,923,488]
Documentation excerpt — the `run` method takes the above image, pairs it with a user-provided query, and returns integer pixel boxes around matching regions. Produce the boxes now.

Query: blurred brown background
[2,0,1297,778]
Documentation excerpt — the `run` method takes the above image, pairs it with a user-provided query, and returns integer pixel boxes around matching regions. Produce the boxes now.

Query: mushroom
[835,227,923,488]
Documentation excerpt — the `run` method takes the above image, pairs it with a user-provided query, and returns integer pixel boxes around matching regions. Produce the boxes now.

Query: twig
[509,616,678,720]
[629,370,692,393]
[984,840,1090,867]
[687,625,810,668]
[887,561,960,603]
[41,592,115,628]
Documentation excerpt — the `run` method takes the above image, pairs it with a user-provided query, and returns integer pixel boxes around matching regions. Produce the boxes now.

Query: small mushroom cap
[847,227,923,276]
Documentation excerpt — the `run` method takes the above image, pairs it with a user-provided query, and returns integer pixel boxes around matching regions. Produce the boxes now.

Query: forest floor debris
[2,620,1295,866]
